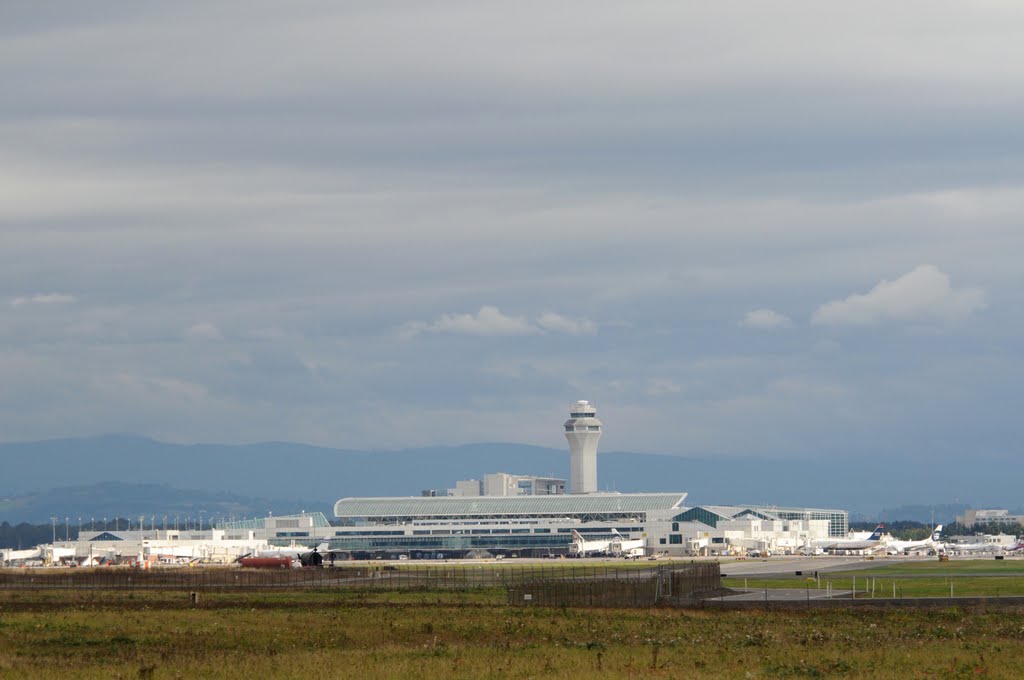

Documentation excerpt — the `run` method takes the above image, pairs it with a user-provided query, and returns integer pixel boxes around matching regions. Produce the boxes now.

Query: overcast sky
[2,2,1023,468]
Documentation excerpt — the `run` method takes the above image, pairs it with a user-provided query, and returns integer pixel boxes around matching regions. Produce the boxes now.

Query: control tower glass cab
[564,400,602,494]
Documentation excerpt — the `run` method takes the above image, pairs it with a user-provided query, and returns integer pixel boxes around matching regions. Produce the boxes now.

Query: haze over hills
[0,435,1008,523]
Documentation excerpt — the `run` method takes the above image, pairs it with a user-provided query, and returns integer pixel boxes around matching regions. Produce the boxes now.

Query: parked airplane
[809,524,886,553]
[942,534,1018,554]
[886,525,943,554]
[0,547,42,564]
[609,529,645,558]
[254,540,330,566]
[569,530,611,557]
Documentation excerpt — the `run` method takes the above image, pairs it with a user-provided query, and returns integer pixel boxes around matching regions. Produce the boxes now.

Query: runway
[716,555,904,577]
[717,587,854,602]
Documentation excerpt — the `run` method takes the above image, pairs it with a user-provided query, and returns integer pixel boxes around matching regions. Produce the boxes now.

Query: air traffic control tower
[564,400,602,494]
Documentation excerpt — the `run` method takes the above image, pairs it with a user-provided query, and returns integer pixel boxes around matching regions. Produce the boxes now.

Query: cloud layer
[0,2,1022,482]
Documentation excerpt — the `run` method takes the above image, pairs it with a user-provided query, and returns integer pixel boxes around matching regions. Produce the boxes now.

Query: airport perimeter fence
[507,562,721,608]
[0,563,713,593]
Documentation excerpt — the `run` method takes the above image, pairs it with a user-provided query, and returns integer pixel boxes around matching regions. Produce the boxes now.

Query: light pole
[65,517,69,541]
[50,516,57,544]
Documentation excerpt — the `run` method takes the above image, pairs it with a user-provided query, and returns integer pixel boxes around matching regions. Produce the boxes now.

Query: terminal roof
[333,493,687,521]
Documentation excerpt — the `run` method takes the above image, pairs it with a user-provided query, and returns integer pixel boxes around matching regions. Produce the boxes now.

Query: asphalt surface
[717,556,901,577]
[717,587,854,602]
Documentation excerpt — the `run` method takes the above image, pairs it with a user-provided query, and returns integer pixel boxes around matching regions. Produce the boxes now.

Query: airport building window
[672,507,723,529]
[659,538,666,545]
[672,522,679,532]
[669,534,682,545]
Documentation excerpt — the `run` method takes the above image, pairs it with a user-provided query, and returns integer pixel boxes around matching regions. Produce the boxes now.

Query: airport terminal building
[325,496,846,559]
[328,493,686,558]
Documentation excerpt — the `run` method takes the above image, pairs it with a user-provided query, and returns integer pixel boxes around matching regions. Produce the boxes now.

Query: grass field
[723,560,1024,598]
[3,588,1024,678]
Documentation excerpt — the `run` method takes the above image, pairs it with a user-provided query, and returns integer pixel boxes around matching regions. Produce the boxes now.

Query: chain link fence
[507,562,721,607]
[0,562,717,595]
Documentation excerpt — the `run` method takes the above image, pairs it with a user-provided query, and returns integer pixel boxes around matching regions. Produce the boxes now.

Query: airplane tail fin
[930,525,944,542]
[868,524,885,541]
[571,529,583,542]
[612,529,622,538]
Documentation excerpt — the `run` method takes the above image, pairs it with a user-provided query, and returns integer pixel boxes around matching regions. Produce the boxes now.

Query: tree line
[0,519,211,549]
[850,520,1024,540]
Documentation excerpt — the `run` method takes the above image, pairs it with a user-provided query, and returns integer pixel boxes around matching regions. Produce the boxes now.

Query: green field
[723,560,1024,598]
[3,588,1024,678]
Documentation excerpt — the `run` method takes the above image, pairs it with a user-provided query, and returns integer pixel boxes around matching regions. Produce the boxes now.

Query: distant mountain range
[0,481,316,526]
[0,434,1012,523]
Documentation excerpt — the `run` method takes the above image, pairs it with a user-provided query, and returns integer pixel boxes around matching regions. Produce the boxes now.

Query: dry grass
[2,589,1024,678]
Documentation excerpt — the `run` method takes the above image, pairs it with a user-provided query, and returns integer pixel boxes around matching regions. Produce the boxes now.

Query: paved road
[717,555,1023,577]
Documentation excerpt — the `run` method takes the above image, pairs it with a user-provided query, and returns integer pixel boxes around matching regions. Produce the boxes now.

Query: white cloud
[185,322,223,342]
[402,306,538,339]
[741,308,792,329]
[402,306,599,339]
[812,265,986,326]
[646,378,682,397]
[432,306,537,336]
[10,292,76,306]
[536,312,597,336]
